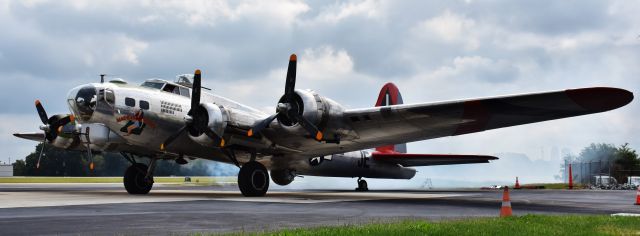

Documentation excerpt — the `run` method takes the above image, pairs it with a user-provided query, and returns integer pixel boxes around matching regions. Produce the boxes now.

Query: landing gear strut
[238,161,269,197]
[355,177,368,192]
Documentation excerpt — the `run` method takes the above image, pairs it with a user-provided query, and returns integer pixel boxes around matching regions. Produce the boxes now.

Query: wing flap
[372,153,498,167]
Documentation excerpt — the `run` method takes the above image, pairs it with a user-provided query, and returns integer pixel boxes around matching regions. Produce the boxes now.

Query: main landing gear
[238,161,270,197]
[355,177,368,192]
[122,153,157,195]
[227,149,269,197]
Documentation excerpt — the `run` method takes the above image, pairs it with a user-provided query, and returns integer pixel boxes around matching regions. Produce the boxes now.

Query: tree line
[12,143,238,176]
[561,143,639,184]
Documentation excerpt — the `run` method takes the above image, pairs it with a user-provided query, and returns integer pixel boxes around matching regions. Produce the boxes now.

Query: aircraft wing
[342,87,633,149]
[13,132,45,142]
[372,153,498,166]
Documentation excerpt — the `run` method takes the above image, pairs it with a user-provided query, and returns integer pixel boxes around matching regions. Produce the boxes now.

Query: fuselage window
[105,89,115,105]
[139,100,149,110]
[179,87,190,98]
[125,97,135,107]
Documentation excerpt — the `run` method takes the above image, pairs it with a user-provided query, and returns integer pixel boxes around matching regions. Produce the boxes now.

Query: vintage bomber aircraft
[14,54,633,196]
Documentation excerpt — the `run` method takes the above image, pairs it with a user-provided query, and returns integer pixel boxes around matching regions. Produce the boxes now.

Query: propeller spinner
[247,54,323,141]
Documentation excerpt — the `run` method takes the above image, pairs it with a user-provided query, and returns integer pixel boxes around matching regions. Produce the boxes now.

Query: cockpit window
[179,87,190,98]
[141,81,164,90]
[162,84,181,95]
[75,85,97,121]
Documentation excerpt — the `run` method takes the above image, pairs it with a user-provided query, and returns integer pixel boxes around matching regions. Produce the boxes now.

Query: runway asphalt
[0,183,638,235]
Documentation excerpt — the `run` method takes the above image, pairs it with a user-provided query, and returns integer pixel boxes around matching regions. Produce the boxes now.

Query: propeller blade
[51,115,72,127]
[35,100,48,124]
[247,113,279,137]
[191,69,201,110]
[204,129,225,147]
[36,137,46,169]
[295,114,323,141]
[284,54,297,100]
[160,126,187,151]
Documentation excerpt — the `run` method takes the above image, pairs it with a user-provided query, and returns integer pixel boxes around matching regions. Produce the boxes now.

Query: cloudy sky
[1,1,638,180]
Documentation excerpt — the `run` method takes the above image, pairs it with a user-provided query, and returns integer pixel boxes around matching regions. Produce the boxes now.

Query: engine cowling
[188,103,229,147]
[276,89,344,138]
[43,114,79,149]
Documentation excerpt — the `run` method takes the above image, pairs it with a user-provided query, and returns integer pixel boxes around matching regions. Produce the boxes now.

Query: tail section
[374,83,407,153]
[371,83,499,166]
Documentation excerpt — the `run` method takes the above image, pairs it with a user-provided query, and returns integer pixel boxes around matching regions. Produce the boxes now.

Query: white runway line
[0,189,470,208]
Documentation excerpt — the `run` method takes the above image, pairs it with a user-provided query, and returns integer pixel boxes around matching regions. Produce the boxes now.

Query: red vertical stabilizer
[374,83,406,154]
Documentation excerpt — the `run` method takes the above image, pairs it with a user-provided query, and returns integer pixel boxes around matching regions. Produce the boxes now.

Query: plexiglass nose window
[75,85,97,121]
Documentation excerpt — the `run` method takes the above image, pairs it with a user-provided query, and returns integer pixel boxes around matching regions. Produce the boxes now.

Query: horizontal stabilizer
[372,153,498,167]
[13,132,45,142]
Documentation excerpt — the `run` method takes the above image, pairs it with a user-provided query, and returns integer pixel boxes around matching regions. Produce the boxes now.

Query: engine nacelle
[270,169,296,186]
[276,89,345,137]
[49,134,78,149]
[188,103,229,147]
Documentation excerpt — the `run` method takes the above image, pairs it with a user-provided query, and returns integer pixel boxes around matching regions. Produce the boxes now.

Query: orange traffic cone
[635,186,640,205]
[515,177,521,189]
[500,186,513,217]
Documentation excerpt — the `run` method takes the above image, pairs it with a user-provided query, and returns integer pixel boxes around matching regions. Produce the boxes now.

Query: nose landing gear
[355,177,368,192]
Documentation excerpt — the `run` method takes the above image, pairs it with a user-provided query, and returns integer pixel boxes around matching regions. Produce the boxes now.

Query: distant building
[0,164,13,177]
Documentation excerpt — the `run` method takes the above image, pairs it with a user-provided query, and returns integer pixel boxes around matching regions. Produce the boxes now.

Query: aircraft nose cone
[566,87,634,112]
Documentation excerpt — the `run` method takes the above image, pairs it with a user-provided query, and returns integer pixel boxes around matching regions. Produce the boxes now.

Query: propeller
[247,54,323,141]
[34,100,75,169]
[160,70,225,151]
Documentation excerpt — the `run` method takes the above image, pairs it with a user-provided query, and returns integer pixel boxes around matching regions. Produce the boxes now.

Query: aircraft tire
[238,161,269,197]
[356,179,368,191]
[124,163,153,194]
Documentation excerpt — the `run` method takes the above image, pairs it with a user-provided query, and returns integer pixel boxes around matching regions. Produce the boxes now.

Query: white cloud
[116,36,148,65]
[411,55,519,85]
[299,46,354,80]
[20,0,49,8]
[412,10,480,50]
[137,0,309,27]
[416,10,474,42]
[315,0,382,23]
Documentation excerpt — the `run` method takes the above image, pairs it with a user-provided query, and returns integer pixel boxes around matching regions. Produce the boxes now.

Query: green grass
[219,215,640,236]
[0,176,236,185]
